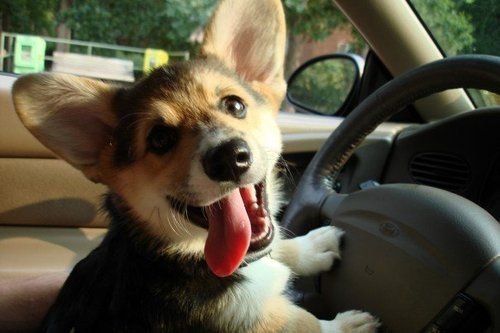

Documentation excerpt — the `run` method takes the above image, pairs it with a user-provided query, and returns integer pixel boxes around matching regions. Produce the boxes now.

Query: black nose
[202,138,253,182]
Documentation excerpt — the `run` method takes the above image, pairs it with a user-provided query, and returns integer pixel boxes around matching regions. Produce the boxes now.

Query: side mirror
[287,53,364,116]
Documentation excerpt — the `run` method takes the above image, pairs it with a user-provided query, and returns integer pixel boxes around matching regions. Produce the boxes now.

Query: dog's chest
[216,256,291,329]
[240,256,291,295]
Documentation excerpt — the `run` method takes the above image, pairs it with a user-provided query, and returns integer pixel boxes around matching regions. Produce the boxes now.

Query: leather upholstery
[0,75,108,228]
[0,227,106,279]
[0,74,107,281]
[0,158,107,227]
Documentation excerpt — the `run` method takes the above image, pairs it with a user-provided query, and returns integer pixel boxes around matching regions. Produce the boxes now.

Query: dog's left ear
[12,73,118,182]
[201,0,286,105]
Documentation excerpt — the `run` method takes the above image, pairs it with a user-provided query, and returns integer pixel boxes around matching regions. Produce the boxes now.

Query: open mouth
[169,180,273,277]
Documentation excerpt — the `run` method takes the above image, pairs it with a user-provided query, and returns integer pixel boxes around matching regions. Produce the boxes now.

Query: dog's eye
[222,95,246,119]
[147,125,179,154]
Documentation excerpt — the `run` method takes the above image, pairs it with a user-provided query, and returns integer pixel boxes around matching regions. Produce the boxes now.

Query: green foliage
[60,0,360,53]
[410,0,474,55]
[282,0,366,77]
[284,0,349,41]
[58,0,217,52]
[460,0,500,55]
[0,0,59,35]
[410,0,500,106]
[412,0,500,56]
[288,58,357,115]
[2,0,359,55]
[283,0,367,59]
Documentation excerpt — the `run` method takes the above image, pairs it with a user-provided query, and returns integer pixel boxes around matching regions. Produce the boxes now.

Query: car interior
[1,0,499,332]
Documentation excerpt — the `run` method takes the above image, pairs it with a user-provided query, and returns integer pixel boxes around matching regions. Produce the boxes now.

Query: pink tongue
[204,189,251,277]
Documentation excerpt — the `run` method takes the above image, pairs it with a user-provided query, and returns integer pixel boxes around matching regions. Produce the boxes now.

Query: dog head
[13,0,286,277]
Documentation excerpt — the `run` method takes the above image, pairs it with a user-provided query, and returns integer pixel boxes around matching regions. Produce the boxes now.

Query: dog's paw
[294,226,344,276]
[320,310,380,333]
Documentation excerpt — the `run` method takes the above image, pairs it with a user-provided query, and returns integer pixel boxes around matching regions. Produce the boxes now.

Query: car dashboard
[279,108,500,223]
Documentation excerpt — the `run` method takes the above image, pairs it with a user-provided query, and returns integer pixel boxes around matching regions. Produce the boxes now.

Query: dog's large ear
[201,0,286,103]
[12,73,118,182]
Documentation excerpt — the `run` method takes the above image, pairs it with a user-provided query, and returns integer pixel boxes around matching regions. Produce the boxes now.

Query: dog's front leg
[274,226,344,276]
[256,297,378,333]
[271,227,380,332]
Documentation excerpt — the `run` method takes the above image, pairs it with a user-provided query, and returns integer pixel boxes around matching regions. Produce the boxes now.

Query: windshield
[409,0,500,107]
[0,2,364,83]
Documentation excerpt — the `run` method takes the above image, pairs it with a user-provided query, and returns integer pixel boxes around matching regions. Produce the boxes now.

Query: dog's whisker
[171,209,185,237]
[164,207,183,238]
[277,225,296,239]
[116,111,155,125]
[173,201,190,235]
[170,198,193,236]
[174,201,191,236]
[146,206,176,240]
[275,156,296,188]
[158,207,179,239]
[154,206,170,237]
[180,202,193,236]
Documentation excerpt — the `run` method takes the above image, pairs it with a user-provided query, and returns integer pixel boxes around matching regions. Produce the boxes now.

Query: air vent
[409,152,470,193]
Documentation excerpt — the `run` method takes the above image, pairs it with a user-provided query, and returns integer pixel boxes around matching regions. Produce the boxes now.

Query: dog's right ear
[201,0,287,106]
[12,73,118,182]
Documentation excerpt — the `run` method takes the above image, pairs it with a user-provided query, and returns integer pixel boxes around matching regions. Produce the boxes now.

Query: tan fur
[12,0,379,331]
[253,297,322,333]
[202,0,286,100]
[12,73,117,182]
[273,238,301,271]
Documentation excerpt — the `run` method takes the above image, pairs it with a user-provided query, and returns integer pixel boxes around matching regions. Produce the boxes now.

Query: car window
[0,1,365,85]
[409,0,500,107]
[0,1,216,82]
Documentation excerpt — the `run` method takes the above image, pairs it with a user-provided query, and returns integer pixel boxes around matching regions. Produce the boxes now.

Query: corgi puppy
[13,0,379,332]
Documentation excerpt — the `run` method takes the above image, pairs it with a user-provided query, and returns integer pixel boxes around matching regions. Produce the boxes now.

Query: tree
[55,0,72,51]
[410,0,474,55]
[58,0,217,52]
[0,0,401,76]
[55,0,361,76]
[459,0,500,55]
[0,0,59,35]
[410,0,500,106]
[283,0,362,77]
[3,0,496,79]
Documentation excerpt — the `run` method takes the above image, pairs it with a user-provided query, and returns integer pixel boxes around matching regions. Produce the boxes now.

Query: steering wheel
[282,55,500,332]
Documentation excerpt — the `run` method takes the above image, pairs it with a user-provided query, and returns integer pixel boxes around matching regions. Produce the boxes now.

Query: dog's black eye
[222,95,246,119]
[147,125,179,155]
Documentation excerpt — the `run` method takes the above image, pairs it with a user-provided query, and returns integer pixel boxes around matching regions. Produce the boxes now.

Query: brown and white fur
[12,0,379,332]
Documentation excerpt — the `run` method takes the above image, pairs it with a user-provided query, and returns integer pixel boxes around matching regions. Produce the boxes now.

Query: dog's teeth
[254,232,265,242]
[251,222,270,242]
